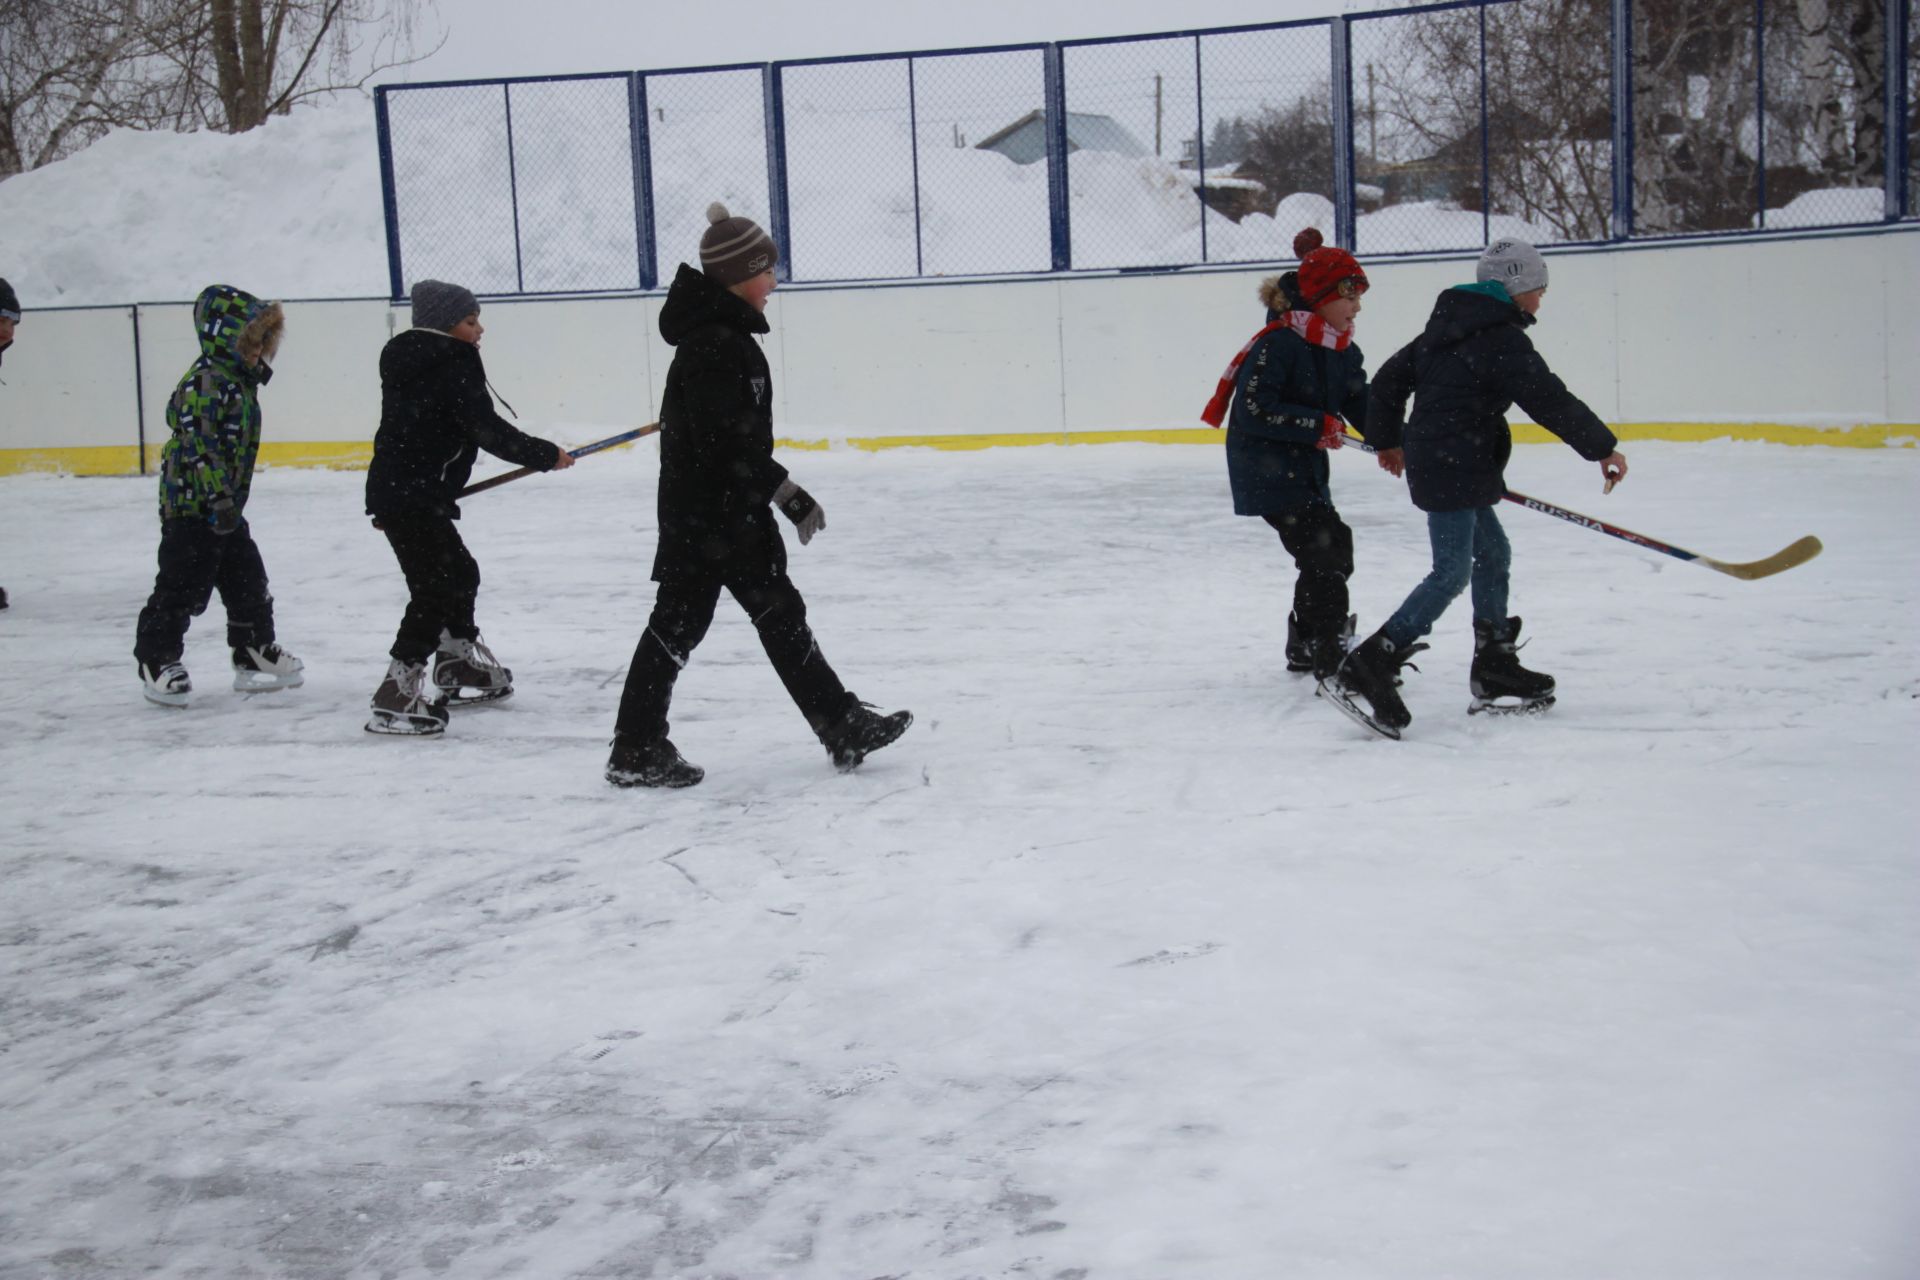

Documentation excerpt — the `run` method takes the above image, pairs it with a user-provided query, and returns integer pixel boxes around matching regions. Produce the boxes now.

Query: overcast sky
[394,0,1359,83]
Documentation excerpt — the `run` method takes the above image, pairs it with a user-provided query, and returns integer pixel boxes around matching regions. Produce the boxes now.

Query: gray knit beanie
[411,279,480,333]
[1477,238,1548,297]
[699,203,778,287]
[0,277,19,321]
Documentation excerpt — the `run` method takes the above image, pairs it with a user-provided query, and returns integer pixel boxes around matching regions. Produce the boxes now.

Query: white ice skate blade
[143,688,190,709]
[1467,694,1556,716]
[364,711,447,736]
[437,686,513,707]
[1315,678,1401,740]
[232,670,305,692]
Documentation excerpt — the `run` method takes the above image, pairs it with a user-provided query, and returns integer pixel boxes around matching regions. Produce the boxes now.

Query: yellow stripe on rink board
[2,422,1913,476]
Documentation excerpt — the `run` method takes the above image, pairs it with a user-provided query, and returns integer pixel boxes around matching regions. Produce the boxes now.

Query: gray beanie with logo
[1477,238,1548,297]
[700,203,778,287]
[410,279,480,333]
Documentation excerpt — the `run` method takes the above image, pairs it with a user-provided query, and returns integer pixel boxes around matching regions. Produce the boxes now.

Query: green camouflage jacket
[158,285,274,521]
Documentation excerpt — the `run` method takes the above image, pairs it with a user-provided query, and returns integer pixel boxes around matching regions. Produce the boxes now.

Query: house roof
[974,109,1150,157]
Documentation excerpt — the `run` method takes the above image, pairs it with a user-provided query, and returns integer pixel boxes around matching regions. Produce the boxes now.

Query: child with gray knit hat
[605,203,911,787]
[1327,238,1628,737]
[361,278,576,735]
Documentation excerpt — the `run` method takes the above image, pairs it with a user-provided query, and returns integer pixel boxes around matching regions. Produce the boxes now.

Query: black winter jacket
[1368,284,1616,512]
[365,329,560,519]
[1225,327,1369,517]
[651,264,791,584]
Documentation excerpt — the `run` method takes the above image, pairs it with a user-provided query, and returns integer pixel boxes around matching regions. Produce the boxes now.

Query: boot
[433,630,513,705]
[820,700,913,771]
[1470,616,1555,712]
[232,642,305,692]
[366,658,449,736]
[1284,612,1313,674]
[606,733,704,788]
[1334,631,1419,731]
[139,660,192,708]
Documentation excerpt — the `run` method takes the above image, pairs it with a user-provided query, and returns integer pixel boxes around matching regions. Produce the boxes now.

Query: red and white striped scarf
[1199,310,1353,427]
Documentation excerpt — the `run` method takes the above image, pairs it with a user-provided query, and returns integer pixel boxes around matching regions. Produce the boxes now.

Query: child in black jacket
[363,280,573,735]
[606,204,910,787]
[1341,239,1628,732]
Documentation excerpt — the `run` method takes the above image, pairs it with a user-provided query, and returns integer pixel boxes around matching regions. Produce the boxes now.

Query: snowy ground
[1,440,1915,1280]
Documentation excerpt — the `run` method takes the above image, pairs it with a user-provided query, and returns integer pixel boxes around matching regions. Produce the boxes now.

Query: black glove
[208,497,241,536]
[772,478,825,546]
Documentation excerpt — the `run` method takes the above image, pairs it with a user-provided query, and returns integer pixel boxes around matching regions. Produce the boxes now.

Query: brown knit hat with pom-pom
[700,202,779,287]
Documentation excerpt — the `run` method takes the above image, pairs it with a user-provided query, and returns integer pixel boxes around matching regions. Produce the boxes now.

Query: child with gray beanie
[361,279,575,735]
[1328,238,1629,736]
[605,203,911,787]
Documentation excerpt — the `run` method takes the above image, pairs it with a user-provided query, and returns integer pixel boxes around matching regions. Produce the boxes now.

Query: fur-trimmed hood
[192,284,283,377]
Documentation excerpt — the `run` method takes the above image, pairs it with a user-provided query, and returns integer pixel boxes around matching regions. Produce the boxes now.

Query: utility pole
[1154,73,1163,156]
[1367,63,1376,163]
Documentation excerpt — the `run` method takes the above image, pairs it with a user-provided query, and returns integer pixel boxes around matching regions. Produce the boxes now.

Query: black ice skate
[365,659,449,736]
[1284,612,1313,674]
[232,642,305,692]
[606,734,704,788]
[140,660,192,708]
[432,630,513,706]
[1288,611,1355,680]
[1318,630,1423,739]
[1468,616,1556,715]
[821,701,913,771]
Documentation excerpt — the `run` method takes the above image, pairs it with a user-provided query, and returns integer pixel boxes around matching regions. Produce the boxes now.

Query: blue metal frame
[373,87,406,300]
[369,0,1913,298]
[763,63,792,283]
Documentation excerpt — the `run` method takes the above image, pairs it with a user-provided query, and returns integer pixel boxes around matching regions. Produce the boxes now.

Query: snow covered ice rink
[1,438,1915,1279]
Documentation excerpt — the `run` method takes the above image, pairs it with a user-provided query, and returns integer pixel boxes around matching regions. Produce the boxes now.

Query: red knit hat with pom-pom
[1292,227,1367,307]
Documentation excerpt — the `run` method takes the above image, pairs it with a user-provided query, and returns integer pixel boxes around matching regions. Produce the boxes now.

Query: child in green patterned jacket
[133,284,304,707]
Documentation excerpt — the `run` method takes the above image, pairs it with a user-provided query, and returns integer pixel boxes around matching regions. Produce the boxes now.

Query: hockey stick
[1499,490,1822,580]
[1335,433,1822,580]
[459,422,660,498]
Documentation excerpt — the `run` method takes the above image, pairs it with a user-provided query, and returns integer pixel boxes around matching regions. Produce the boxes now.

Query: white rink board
[2,229,1915,459]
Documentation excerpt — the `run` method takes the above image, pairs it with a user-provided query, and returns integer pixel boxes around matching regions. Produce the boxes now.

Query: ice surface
[1,440,1916,1278]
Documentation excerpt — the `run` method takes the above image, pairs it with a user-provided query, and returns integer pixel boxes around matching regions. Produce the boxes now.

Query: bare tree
[0,0,439,179]
[1235,94,1336,206]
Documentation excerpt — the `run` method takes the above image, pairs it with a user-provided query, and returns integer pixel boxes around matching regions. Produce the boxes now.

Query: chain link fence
[376,0,1917,298]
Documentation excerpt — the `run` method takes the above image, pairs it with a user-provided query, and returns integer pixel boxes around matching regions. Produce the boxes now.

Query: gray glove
[773,477,825,546]
[207,496,241,535]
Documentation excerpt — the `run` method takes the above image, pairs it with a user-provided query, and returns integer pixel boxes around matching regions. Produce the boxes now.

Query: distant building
[974,110,1150,165]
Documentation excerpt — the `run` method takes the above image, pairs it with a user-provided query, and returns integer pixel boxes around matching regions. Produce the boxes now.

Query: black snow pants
[1263,501,1354,642]
[133,516,277,667]
[615,573,852,744]
[378,514,482,664]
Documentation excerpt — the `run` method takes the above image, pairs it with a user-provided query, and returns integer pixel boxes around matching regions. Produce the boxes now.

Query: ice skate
[232,642,305,692]
[1468,616,1556,715]
[1288,611,1354,679]
[821,701,913,771]
[1318,630,1422,739]
[432,630,513,706]
[606,734,704,788]
[1284,611,1313,674]
[140,660,192,708]
[365,659,449,736]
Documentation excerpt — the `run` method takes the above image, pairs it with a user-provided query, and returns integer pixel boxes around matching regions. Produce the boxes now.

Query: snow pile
[0,103,389,306]
[1762,187,1887,229]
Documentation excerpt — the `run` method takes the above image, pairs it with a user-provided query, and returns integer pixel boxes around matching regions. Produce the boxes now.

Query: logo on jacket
[751,376,766,403]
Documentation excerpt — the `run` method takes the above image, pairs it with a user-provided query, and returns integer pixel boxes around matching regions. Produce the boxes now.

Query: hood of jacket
[381,325,479,381]
[192,283,277,384]
[1419,281,1534,350]
[658,262,769,346]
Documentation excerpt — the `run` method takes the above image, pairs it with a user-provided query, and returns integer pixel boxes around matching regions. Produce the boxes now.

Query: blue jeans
[1382,506,1510,646]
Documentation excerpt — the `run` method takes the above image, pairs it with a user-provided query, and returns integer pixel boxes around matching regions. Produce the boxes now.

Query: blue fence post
[130,305,147,476]
[1754,0,1767,229]
[503,83,526,293]
[1887,0,1909,219]
[1611,0,1635,239]
[374,87,406,300]
[1194,35,1209,263]
[1330,17,1356,250]
[908,56,925,277]
[1044,44,1072,271]
[763,63,793,282]
[1479,0,1491,246]
[629,74,658,291]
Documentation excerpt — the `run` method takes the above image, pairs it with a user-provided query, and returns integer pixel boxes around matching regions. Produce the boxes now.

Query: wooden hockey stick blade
[1699,534,1823,580]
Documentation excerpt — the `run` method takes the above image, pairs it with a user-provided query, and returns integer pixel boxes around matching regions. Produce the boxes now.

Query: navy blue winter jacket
[1368,282,1616,513]
[1224,327,1369,517]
